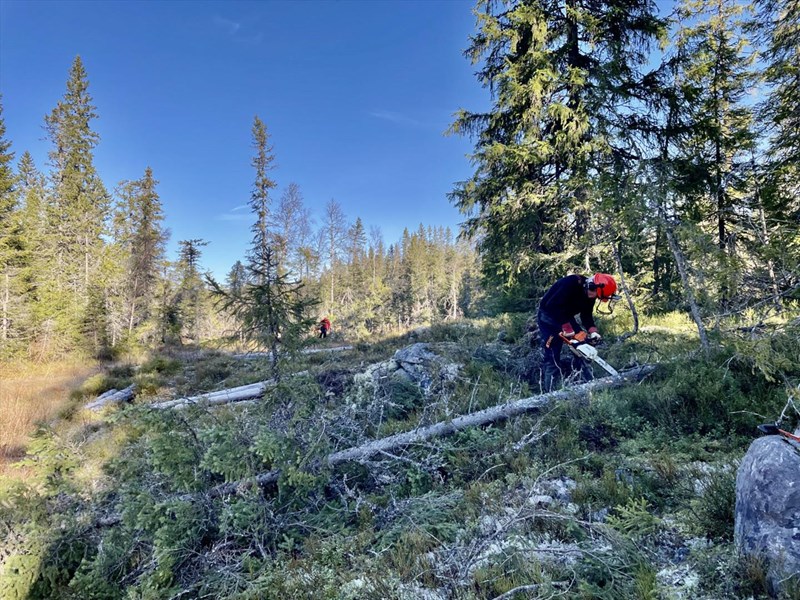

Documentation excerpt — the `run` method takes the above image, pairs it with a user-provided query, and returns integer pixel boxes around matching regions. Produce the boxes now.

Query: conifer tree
[450,0,665,304]
[209,119,315,377]
[13,152,47,350]
[114,167,168,340]
[650,0,757,313]
[247,116,277,279]
[43,56,110,349]
[0,99,18,349]
[176,239,208,344]
[752,0,800,296]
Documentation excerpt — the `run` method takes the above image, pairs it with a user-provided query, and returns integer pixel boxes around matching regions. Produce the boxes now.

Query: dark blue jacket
[538,274,596,333]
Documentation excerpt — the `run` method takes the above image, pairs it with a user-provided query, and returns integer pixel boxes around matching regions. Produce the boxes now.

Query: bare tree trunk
[664,224,711,354]
[612,242,639,340]
[1,270,9,342]
[200,366,655,498]
[757,195,781,310]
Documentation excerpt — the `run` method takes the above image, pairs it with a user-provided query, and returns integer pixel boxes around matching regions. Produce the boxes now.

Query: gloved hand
[588,331,602,344]
[561,329,575,339]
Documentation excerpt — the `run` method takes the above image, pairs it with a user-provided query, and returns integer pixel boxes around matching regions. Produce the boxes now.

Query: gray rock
[735,435,800,594]
[473,342,514,370]
[350,344,462,420]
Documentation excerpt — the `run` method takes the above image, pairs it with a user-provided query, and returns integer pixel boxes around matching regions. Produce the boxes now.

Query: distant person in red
[319,317,331,339]
[537,273,617,390]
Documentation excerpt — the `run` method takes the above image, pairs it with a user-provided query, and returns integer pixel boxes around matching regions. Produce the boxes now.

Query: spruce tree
[449,0,666,304]
[752,0,800,297]
[208,118,315,378]
[247,115,277,279]
[176,239,208,344]
[43,56,110,350]
[0,98,18,350]
[120,167,168,337]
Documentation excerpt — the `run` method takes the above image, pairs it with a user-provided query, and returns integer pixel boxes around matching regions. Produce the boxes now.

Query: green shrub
[689,463,738,541]
[606,497,662,539]
[140,355,181,376]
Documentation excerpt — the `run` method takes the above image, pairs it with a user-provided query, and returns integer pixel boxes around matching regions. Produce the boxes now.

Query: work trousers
[537,314,592,391]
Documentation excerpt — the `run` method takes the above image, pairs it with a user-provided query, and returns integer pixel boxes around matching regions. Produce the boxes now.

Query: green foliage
[689,464,738,541]
[572,467,634,514]
[139,354,181,376]
[606,497,662,539]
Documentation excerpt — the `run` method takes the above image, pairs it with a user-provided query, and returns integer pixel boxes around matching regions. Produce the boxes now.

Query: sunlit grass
[0,360,98,474]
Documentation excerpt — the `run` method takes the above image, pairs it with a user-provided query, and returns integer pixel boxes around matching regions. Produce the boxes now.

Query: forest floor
[2,313,799,599]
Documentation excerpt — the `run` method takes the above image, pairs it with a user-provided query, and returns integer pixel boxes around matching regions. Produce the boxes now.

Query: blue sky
[0,0,489,277]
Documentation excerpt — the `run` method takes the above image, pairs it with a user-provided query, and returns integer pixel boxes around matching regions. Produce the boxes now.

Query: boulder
[735,434,800,594]
[356,343,461,397]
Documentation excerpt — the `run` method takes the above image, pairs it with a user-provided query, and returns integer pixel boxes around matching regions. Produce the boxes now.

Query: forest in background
[1,0,799,365]
[0,60,481,362]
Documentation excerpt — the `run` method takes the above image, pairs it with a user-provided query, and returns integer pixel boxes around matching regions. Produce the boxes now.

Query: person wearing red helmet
[536,273,617,390]
[319,317,331,339]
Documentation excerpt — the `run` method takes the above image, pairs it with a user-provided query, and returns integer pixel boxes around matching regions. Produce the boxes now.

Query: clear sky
[0,0,489,278]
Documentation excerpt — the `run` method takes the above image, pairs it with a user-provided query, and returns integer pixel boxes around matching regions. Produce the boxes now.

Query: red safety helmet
[591,273,617,300]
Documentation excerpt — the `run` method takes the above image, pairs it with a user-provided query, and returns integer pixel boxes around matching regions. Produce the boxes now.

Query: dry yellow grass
[0,360,98,472]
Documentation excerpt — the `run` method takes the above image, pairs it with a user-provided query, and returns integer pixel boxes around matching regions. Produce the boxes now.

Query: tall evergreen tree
[449,0,665,304]
[247,115,278,279]
[0,98,18,349]
[208,119,315,377]
[752,0,800,296]
[115,167,168,338]
[43,56,110,349]
[176,239,208,344]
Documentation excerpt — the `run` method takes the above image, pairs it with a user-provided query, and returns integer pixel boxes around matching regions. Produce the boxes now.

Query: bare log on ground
[85,385,136,411]
[231,345,353,359]
[150,371,308,410]
[203,365,656,498]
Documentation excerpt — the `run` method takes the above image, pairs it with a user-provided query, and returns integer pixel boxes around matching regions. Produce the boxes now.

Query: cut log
[231,345,354,359]
[202,365,656,498]
[85,385,136,411]
[151,371,309,410]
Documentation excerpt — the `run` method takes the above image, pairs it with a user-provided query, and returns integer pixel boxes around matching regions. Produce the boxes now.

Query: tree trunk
[1,270,9,342]
[757,191,781,310]
[200,365,656,498]
[664,224,711,354]
[613,242,639,340]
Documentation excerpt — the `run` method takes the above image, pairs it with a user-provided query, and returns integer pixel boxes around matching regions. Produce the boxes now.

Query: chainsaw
[559,332,619,377]
[757,422,800,443]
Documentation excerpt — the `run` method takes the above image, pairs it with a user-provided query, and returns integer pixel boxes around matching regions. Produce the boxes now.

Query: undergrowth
[1,312,798,599]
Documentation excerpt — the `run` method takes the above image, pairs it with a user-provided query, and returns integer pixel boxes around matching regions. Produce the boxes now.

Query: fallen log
[151,371,309,410]
[202,365,656,498]
[231,345,354,359]
[85,385,136,411]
